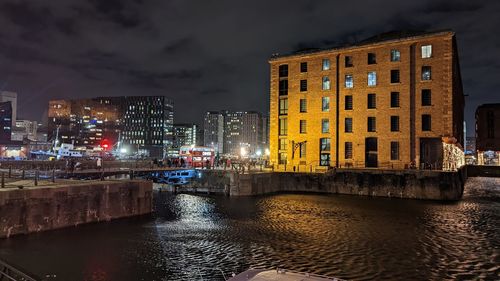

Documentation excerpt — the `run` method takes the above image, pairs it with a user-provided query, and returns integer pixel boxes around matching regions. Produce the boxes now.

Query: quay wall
[193,168,467,200]
[0,180,152,238]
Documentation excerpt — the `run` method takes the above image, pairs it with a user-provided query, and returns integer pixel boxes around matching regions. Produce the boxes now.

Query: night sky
[0,0,499,136]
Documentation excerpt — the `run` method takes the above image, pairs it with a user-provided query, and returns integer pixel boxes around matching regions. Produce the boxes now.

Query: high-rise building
[203,110,266,156]
[48,96,174,158]
[204,111,224,153]
[170,123,198,156]
[269,30,464,171]
[12,120,39,141]
[0,91,17,126]
[0,102,12,141]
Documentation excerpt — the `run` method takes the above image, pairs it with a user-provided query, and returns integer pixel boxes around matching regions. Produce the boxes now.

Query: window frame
[321,119,330,134]
[390,116,400,132]
[322,59,330,71]
[390,92,400,108]
[345,74,353,88]
[300,79,308,92]
[322,96,330,112]
[390,49,400,62]
[367,117,376,132]
[368,71,377,86]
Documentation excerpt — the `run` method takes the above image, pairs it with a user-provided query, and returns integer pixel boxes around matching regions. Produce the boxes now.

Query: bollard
[52,169,56,183]
[22,169,25,180]
[34,170,38,186]
[130,170,134,180]
[1,172,4,188]
[8,166,11,178]
[100,171,104,181]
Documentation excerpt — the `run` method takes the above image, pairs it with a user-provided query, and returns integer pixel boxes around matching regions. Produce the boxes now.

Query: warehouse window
[391,116,400,132]
[345,118,353,133]
[300,99,307,113]
[345,56,353,67]
[299,142,306,158]
[345,142,353,159]
[300,79,307,92]
[322,119,330,133]
[367,93,376,109]
[345,95,353,110]
[320,138,331,151]
[279,80,288,96]
[368,117,376,132]
[368,71,377,86]
[391,142,400,160]
[300,62,308,73]
[279,64,288,77]
[368,53,377,64]
[279,118,288,135]
[320,153,330,166]
[322,77,331,90]
[422,115,431,131]
[345,74,353,88]
[279,138,287,150]
[322,97,330,112]
[422,66,431,80]
[422,89,432,106]
[279,98,288,115]
[391,69,400,83]
[300,120,307,134]
[421,45,432,58]
[391,92,400,108]
[322,59,330,70]
[391,49,400,62]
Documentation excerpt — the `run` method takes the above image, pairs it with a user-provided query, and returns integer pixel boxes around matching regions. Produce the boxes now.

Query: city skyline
[0,0,498,134]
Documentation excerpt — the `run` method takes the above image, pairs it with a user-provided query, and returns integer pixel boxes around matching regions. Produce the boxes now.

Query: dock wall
[0,180,153,238]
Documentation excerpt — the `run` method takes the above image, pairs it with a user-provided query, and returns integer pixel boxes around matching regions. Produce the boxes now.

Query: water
[1,177,499,281]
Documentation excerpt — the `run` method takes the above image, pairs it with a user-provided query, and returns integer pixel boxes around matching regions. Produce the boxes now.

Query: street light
[120,148,127,154]
[256,149,262,157]
[240,146,247,157]
[265,148,270,156]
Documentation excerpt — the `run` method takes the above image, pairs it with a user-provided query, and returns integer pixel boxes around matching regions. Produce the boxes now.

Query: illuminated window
[320,153,330,166]
[368,71,377,86]
[320,138,330,151]
[391,49,400,62]
[279,138,287,150]
[299,142,306,158]
[322,97,330,112]
[322,59,330,70]
[279,99,288,115]
[422,66,431,80]
[421,45,432,58]
[322,119,329,133]
[279,118,288,135]
[322,77,330,90]
[345,75,353,88]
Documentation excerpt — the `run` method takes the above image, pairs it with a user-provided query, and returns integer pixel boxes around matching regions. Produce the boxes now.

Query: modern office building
[203,111,225,153]
[170,123,198,156]
[48,96,174,158]
[475,103,500,165]
[269,30,465,171]
[203,110,266,156]
[0,91,17,126]
[0,102,12,142]
[11,120,39,141]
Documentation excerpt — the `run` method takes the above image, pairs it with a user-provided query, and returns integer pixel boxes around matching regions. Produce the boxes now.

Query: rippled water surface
[1,177,499,280]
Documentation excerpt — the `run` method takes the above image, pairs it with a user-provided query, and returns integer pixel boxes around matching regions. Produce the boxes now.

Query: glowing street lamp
[256,149,262,157]
[240,146,247,158]
[265,148,270,156]
[120,148,127,154]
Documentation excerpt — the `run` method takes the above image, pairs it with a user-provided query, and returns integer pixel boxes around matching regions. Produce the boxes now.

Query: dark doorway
[365,137,378,167]
[419,138,443,170]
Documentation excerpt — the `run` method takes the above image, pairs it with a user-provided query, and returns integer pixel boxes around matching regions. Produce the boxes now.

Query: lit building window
[421,45,432,58]
[368,71,377,86]
[300,120,307,134]
[391,49,400,62]
[322,119,329,133]
[322,59,330,71]
[422,66,432,80]
[345,75,353,88]
[300,99,307,113]
[322,97,330,112]
[320,138,330,151]
[322,77,330,90]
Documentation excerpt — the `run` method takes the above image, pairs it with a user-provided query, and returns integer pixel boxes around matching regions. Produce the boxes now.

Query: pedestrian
[96,157,102,170]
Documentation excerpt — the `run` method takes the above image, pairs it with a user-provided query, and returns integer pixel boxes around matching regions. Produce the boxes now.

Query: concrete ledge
[0,180,152,238]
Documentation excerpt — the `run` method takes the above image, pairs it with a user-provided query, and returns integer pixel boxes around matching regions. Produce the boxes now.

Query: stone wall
[0,180,152,238]
[225,168,466,200]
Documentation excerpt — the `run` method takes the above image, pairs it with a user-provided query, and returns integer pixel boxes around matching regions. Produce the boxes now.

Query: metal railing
[0,259,38,281]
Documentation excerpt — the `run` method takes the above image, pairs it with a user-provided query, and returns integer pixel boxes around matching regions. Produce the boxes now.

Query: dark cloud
[0,0,498,133]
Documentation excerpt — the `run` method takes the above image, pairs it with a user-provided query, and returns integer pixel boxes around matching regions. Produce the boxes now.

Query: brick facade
[269,31,464,171]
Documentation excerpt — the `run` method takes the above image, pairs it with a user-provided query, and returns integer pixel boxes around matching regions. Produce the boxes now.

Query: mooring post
[22,169,25,180]
[1,172,5,188]
[34,170,38,186]
[8,166,12,178]
[130,170,134,180]
[52,169,56,183]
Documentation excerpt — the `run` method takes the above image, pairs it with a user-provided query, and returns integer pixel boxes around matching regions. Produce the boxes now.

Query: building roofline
[269,29,455,62]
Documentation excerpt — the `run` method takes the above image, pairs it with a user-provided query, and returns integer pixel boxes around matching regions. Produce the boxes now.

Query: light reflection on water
[0,177,499,280]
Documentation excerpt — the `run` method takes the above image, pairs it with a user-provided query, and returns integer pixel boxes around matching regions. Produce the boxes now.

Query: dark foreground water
[1,178,499,281]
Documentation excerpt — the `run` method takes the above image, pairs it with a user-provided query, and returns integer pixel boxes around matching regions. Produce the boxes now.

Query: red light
[100,139,110,150]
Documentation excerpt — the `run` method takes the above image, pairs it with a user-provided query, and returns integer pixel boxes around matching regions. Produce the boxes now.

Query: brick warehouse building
[269,30,465,171]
